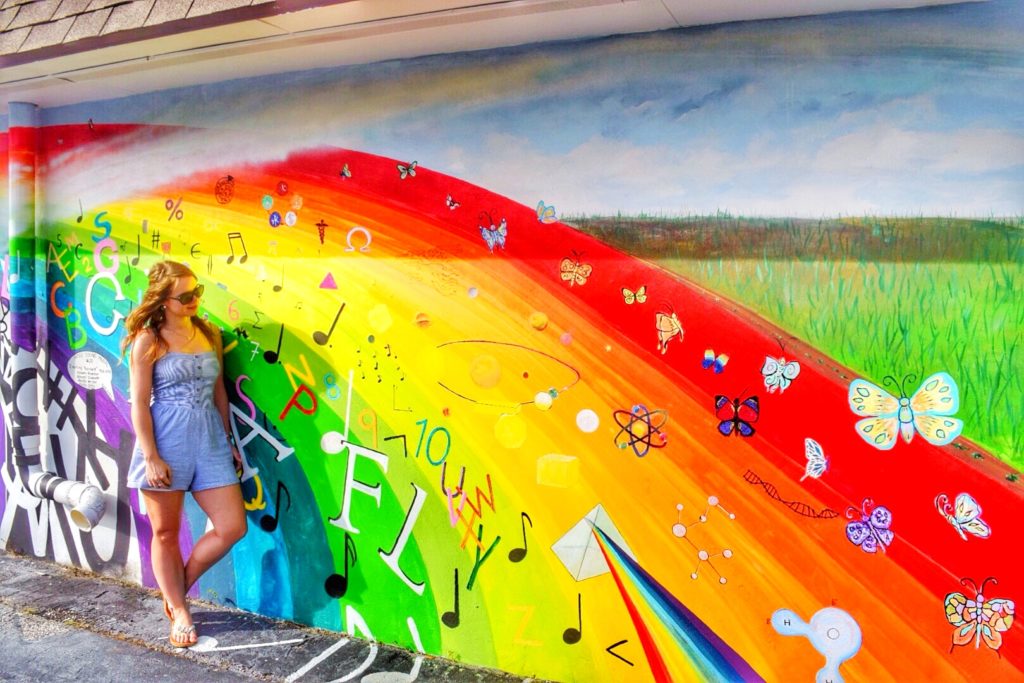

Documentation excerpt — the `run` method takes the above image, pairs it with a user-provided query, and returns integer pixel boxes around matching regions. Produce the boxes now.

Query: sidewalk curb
[0,551,534,682]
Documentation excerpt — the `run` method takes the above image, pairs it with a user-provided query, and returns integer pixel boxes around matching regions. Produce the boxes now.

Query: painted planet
[529,311,549,330]
[276,181,289,195]
[468,287,479,298]
[261,194,273,210]
[320,431,345,454]
[495,413,527,449]
[368,304,393,333]
[576,409,600,433]
[534,391,553,410]
[470,355,502,388]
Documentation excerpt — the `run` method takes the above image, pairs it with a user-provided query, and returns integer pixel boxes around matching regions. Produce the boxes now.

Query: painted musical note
[76,199,83,223]
[441,568,460,628]
[324,533,358,598]
[263,324,284,364]
[273,269,283,292]
[226,232,248,264]
[508,512,533,562]
[313,303,345,346]
[259,482,291,532]
[131,234,140,265]
[563,594,582,644]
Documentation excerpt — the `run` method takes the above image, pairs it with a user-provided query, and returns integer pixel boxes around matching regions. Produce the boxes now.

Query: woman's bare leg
[184,484,247,592]
[140,489,196,645]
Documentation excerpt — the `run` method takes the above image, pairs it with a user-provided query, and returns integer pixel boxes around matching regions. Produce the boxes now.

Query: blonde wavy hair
[121,260,217,361]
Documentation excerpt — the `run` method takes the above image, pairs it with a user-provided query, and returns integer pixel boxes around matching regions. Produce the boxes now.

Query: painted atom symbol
[613,403,668,457]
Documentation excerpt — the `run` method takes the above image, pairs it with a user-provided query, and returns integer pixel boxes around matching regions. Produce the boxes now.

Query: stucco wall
[1,2,1022,681]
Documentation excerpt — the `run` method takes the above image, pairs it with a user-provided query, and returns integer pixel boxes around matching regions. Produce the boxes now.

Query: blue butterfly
[702,349,729,374]
[397,160,417,179]
[479,216,507,252]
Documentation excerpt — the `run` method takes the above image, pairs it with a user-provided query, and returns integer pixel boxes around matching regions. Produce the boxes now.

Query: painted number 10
[414,419,450,466]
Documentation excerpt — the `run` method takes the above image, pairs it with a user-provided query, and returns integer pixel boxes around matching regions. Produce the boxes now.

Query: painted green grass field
[571,215,1024,471]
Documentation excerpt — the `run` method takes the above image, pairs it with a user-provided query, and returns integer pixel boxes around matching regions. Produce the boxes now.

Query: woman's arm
[130,331,171,487]
[212,328,242,469]
[212,328,232,439]
[130,332,159,460]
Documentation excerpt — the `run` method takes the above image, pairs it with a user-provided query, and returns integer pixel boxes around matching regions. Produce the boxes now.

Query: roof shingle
[63,4,108,40]
[187,0,248,19]
[6,0,60,30]
[143,0,189,26]
[0,22,28,51]
[99,0,153,35]
[19,12,72,49]
[52,0,92,20]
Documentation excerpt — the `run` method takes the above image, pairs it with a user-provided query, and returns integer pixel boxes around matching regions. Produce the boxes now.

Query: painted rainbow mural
[1,117,1019,681]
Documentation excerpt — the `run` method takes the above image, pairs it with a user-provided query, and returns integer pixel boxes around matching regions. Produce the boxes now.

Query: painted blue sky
[40,0,1024,218]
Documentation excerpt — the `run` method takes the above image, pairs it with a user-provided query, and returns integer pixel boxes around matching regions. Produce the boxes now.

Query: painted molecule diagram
[671,496,735,584]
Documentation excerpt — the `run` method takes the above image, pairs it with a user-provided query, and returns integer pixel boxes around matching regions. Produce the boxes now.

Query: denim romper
[127,351,238,492]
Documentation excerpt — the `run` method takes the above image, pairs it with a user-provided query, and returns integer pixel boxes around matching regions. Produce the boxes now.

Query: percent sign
[164,197,184,221]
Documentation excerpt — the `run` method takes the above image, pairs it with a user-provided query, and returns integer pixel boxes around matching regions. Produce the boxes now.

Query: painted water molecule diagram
[670,495,735,584]
[771,606,862,683]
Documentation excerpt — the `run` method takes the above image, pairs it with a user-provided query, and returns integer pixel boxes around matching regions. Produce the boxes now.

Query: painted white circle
[672,524,686,538]
[191,636,218,652]
[827,627,841,640]
[534,392,553,410]
[320,431,346,454]
[576,409,599,433]
[285,211,297,226]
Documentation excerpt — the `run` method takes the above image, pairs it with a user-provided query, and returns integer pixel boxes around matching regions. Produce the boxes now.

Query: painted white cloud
[813,125,1024,175]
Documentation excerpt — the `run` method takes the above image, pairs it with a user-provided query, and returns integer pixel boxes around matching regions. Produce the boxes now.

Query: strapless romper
[127,351,237,492]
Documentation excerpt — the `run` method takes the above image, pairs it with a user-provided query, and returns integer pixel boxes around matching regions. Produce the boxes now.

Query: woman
[122,261,246,648]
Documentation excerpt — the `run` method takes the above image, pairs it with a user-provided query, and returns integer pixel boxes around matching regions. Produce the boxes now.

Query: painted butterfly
[848,372,963,450]
[702,349,729,374]
[945,577,1015,653]
[481,214,509,253]
[339,163,351,179]
[655,308,683,354]
[715,395,759,437]
[762,356,800,393]
[446,193,460,210]
[559,252,592,287]
[800,438,828,481]
[845,498,893,553]
[622,286,647,305]
[397,160,417,179]
[537,200,557,224]
[935,492,991,541]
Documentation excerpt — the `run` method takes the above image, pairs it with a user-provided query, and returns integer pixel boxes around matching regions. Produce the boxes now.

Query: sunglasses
[167,284,205,305]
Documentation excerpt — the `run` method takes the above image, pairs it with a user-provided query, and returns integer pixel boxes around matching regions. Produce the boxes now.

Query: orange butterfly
[560,253,592,287]
[655,307,683,354]
[945,577,1015,653]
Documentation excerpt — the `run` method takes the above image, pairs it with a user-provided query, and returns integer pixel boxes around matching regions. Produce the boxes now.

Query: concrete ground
[0,551,532,683]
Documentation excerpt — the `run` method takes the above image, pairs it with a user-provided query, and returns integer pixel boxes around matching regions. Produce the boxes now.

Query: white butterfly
[801,438,828,481]
[762,356,801,393]
[935,492,991,541]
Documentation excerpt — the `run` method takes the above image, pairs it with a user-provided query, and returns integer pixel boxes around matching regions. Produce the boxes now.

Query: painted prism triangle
[551,503,637,581]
